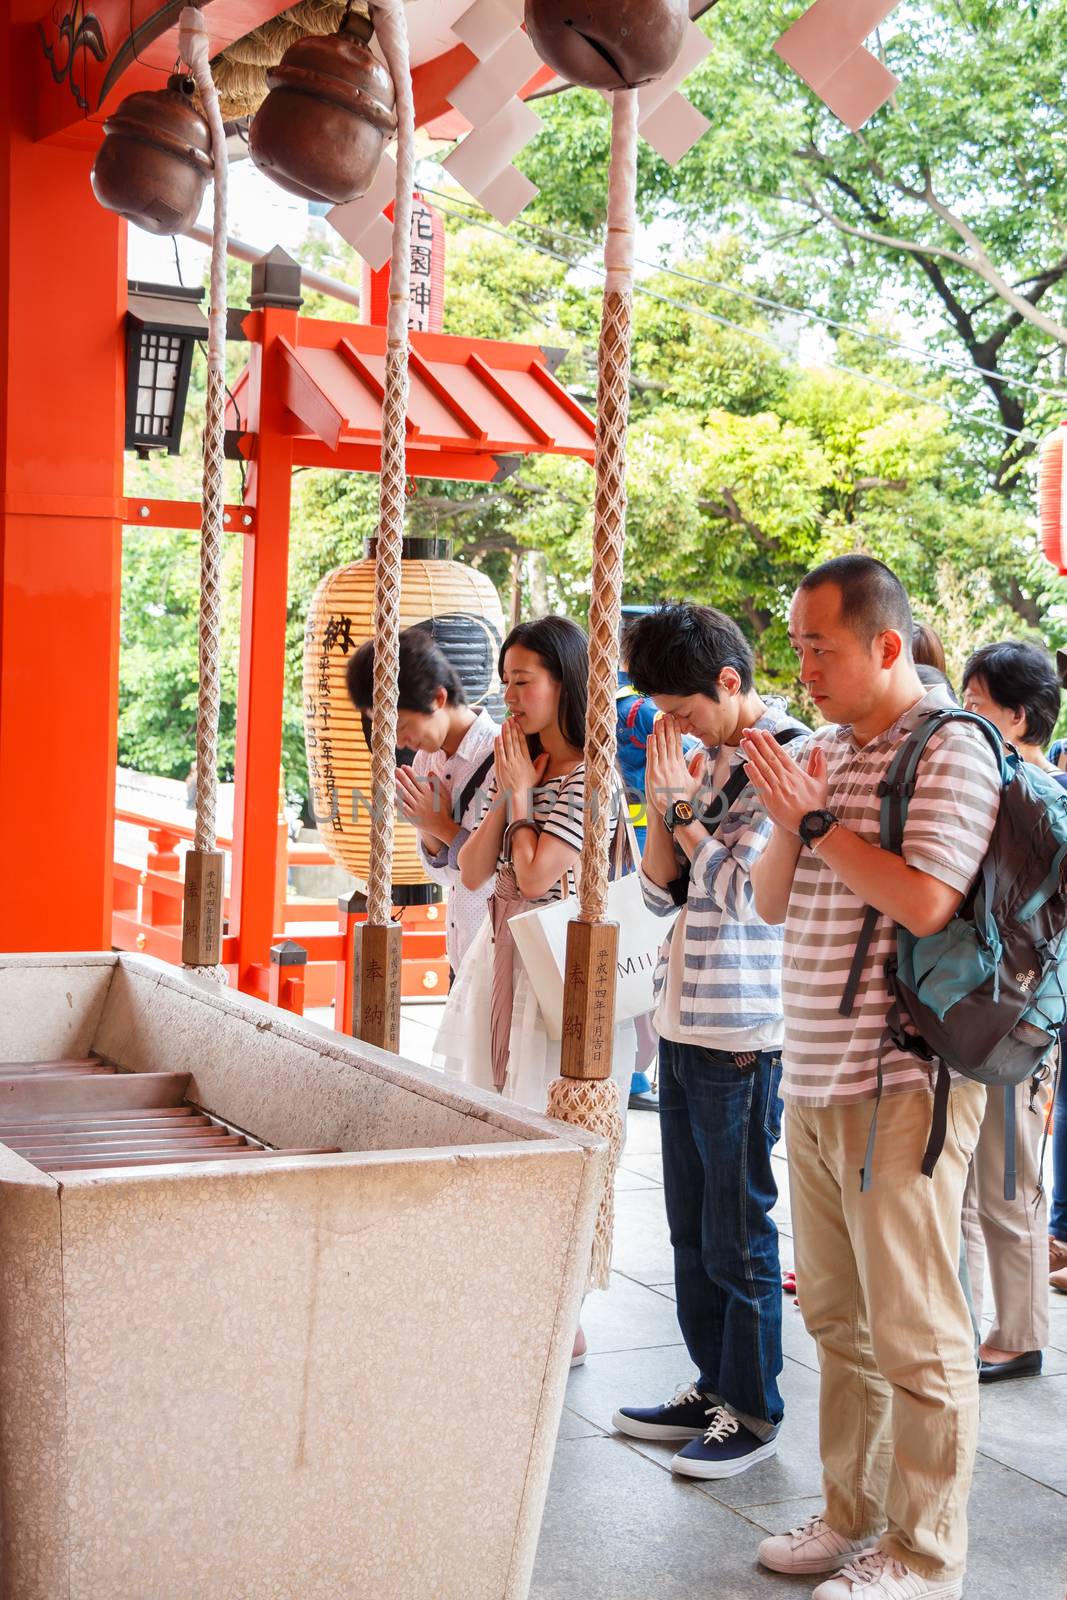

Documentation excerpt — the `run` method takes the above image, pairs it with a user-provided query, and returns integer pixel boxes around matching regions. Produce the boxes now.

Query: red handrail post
[335,890,367,1033]
[269,939,307,1015]
[228,252,300,998]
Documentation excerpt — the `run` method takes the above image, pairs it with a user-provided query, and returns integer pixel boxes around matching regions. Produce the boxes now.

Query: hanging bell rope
[546,88,638,1290]
[178,4,229,981]
[351,0,415,1050]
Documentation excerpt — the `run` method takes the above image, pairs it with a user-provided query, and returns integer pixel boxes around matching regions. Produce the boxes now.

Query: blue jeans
[658,1037,785,1427]
[1051,1050,1067,1242]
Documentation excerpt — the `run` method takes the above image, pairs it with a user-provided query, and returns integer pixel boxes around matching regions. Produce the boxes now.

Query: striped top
[780,687,1001,1106]
[642,701,809,1050]
[485,762,619,907]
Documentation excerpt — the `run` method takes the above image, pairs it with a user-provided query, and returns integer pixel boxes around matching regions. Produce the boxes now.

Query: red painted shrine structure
[0,1,594,1012]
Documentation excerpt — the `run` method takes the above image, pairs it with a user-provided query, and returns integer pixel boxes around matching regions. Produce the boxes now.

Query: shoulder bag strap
[669,725,806,903]
[697,725,807,835]
[840,708,1006,1017]
[453,749,496,826]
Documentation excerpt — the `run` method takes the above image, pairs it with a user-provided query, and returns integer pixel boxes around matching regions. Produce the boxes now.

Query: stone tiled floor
[535,1104,1067,1600]
[348,1005,1067,1599]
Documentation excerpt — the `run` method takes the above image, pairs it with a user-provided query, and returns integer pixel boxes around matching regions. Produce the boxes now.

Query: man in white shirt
[346,629,497,980]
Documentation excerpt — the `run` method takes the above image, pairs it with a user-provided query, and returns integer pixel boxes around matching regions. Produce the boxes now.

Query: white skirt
[433,916,635,1132]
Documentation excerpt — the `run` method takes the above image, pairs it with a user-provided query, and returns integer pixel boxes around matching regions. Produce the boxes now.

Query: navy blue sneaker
[612,1382,713,1441]
[671,1406,779,1479]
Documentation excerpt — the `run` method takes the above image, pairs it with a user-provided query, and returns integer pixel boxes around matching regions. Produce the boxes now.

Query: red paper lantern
[1038,421,1067,574]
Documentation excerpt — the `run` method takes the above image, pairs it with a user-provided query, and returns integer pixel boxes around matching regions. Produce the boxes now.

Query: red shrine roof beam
[227,313,596,494]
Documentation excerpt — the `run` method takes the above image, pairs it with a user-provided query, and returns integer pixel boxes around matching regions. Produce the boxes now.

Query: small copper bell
[91,74,213,236]
[524,0,689,91]
[249,12,397,205]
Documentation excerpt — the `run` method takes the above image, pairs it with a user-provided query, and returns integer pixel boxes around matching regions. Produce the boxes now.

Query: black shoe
[628,1088,659,1111]
[613,1382,713,1440]
[978,1350,1042,1383]
[671,1407,780,1480]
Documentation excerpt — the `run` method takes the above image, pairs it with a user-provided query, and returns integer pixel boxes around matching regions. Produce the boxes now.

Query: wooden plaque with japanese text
[560,920,619,1082]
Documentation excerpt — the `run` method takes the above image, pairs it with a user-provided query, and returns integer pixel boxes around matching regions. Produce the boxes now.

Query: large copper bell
[524,0,688,90]
[91,74,213,236]
[249,12,397,205]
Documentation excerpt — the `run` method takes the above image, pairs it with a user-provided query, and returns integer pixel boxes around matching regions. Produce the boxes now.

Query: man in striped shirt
[610,604,807,1480]
[744,557,1000,1600]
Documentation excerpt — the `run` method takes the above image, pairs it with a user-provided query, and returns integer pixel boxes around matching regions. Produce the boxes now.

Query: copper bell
[91,74,213,236]
[524,0,688,91]
[249,12,397,205]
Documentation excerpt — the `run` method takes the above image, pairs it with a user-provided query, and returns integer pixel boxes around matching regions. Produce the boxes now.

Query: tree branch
[798,181,976,271]
[796,149,1067,347]
[919,186,1067,344]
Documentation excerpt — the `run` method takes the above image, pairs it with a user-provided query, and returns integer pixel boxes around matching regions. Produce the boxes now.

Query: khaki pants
[786,1081,985,1582]
[962,1078,1049,1351]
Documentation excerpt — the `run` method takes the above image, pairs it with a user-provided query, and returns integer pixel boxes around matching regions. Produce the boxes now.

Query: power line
[418,180,1066,410]
[640,259,1067,405]
[418,188,1039,445]
[421,180,1064,402]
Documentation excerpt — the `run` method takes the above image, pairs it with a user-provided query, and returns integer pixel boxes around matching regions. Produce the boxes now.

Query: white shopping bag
[509,870,675,1041]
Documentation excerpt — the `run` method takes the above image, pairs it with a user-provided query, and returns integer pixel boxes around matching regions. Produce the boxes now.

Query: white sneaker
[812,1549,963,1599]
[758,1513,881,1575]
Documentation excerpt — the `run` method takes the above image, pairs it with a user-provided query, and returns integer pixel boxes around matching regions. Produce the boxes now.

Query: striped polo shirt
[642,701,809,1050]
[780,686,1001,1106]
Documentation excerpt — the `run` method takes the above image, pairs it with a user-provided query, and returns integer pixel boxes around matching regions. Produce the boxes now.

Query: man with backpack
[742,557,1002,1600]
[610,604,808,1480]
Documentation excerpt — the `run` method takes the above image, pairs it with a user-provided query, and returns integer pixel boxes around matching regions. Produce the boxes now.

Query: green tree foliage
[118,6,1067,800]
[518,0,1067,489]
[118,525,240,779]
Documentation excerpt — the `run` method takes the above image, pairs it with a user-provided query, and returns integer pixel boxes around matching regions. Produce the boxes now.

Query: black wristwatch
[665,799,696,834]
[799,808,838,848]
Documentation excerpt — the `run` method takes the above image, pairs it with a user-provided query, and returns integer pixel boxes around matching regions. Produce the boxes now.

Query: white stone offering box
[0,953,607,1600]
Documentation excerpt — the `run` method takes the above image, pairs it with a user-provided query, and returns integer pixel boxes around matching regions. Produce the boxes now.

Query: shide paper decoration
[774,0,904,133]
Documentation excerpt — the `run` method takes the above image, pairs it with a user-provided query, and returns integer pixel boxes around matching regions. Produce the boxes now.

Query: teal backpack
[842,708,1067,1192]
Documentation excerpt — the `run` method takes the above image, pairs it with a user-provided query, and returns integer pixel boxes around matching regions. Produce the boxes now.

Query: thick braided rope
[179,6,228,981]
[365,0,414,929]
[546,1075,623,1290]
[550,91,638,1292]
[578,88,637,925]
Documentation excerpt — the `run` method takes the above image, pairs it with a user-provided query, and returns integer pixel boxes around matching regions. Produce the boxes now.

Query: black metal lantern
[125,281,208,455]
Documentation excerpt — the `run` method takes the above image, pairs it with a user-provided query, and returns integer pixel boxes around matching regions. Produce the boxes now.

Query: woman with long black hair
[434,614,635,1118]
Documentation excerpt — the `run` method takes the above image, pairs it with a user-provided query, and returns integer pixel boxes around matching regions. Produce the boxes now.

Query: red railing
[112,806,450,1022]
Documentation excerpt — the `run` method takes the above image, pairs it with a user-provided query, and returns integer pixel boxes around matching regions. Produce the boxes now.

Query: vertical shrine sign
[362,194,445,332]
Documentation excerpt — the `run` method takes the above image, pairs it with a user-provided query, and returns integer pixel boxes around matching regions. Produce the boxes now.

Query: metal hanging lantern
[523,0,689,90]
[124,282,208,456]
[248,11,397,204]
[91,74,213,235]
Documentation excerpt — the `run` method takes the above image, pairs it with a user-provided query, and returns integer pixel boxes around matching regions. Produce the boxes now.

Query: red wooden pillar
[228,248,300,996]
[0,25,125,953]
